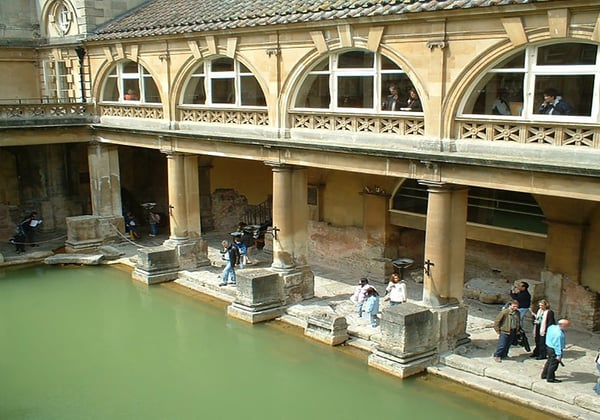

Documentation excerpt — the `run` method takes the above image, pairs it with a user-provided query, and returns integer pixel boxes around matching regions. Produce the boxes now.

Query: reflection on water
[0,265,530,420]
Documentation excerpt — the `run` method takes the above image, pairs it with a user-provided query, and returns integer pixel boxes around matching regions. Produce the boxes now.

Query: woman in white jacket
[385,273,407,306]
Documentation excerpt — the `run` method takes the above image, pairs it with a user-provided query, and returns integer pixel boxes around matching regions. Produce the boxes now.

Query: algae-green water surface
[0,265,528,420]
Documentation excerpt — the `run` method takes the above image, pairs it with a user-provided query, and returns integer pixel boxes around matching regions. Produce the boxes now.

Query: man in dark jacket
[510,281,532,325]
[493,299,521,362]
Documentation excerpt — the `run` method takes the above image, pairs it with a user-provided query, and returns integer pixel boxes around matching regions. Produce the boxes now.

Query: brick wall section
[562,278,600,331]
[211,188,247,233]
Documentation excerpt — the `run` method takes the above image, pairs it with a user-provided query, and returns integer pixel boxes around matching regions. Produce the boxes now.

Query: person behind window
[383,84,403,111]
[124,89,139,101]
[401,88,422,112]
[537,88,572,115]
[492,88,511,115]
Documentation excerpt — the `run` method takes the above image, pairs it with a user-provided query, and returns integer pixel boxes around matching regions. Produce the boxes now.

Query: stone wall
[308,221,387,282]
[465,240,544,284]
[211,188,248,233]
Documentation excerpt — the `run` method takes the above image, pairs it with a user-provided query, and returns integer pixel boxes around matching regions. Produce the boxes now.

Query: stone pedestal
[280,266,315,304]
[131,246,180,285]
[163,238,210,270]
[368,303,437,378]
[369,303,470,378]
[65,215,124,252]
[227,270,285,324]
[305,312,348,346]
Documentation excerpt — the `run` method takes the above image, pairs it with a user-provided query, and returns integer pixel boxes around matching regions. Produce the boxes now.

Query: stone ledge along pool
[0,265,536,420]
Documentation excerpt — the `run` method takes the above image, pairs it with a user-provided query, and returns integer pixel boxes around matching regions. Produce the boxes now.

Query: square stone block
[379,303,436,357]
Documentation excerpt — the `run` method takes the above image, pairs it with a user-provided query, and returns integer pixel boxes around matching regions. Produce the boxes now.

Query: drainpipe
[75,46,86,103]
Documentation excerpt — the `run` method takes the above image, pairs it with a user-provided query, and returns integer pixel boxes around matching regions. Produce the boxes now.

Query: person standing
[383,84,403,111]
[541,319,571,383]
[351,278,370,317]
[20,211,41,246]
[493,299,520,362]
[124,211,140,240]
[219,240,239,286]
[363,286,380,328]
[530,299,556,360]
[593,347,600,395]
[400,88,422,112]
[148,210,160,237]
[233,236,248,269]
[537,88,573,115]
[385,273,407,306]
[510,281,531,325]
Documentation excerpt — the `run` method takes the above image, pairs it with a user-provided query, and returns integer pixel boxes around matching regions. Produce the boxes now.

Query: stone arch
[41,0,78,38]
[94,58,165,105]
[282,44,427,123]
[443,31,600,138]
[170,53,269,114]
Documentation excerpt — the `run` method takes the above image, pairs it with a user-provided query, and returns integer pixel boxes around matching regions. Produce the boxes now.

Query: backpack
[229,245,240,266]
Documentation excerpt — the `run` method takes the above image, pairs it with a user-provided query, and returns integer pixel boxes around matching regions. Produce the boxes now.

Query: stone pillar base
[227,270,284,324]
[131,246,179,285]
[278,265,315,304]
[368,350,436,379]
[65,215,124,252]
[163,238,210,270]
[304,312,348,346]
[432,304,470,353]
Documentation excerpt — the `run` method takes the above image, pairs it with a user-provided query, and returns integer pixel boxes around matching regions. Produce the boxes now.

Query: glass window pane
[311,57,329,72]
[494,52,525,69]
[381,74,414,111]
[338,51,374,69]
[102,77,119,102]
[191,65,204,76]
[537,43,597,66]
[534,75,593,116]
[381,56,402,71]
[122,61,138,74]
[143,77,161,103]
[295,74,330,108]
[463,73,524,116]
[392,179,428,214]
[183,77,206,104]
[211,78,235,104]
[212,57,234,72]
[337,76,373,108]
[239,63,251,74]
[123,80,140,100]
[240,76,266,106]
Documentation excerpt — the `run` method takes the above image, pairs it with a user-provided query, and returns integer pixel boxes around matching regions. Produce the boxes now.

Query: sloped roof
[90,0,557,41]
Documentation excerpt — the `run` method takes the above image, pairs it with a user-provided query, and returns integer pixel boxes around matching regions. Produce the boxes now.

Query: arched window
[182,57,266,107]
[461,42,600,121]
[101,61,161,104]
[392,179,546,234]
[294,50,422,113]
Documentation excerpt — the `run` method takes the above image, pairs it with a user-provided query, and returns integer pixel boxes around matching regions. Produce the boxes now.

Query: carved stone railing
[456,118,600,148]
[0,102,93,126]
[99,104,164,120]
[290,111,425,136]
[178,106,269,126]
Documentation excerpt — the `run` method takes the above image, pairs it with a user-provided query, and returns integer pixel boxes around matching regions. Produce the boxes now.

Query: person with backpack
[233,236,248,269]
[219,240,239,286]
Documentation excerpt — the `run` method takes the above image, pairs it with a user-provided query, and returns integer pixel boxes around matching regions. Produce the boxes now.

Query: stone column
[545,220,584,283]
[421,182,468,307]
[88,142,122,217]
[162,152,209,270]
[271,164,295,270]
[266,163,314,303]
[66,142,124,250]
[166,152,188,241]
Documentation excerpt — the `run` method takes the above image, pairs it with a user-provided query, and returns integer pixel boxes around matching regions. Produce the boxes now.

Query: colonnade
[85,142,469,308]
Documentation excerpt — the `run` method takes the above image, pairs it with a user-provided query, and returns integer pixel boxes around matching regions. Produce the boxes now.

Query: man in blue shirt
[541,319,571,383]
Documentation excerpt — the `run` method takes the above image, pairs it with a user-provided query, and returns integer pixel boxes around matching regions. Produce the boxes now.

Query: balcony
[0,99,95,128]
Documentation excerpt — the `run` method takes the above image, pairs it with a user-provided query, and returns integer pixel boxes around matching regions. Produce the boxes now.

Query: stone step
[436,354,600,418]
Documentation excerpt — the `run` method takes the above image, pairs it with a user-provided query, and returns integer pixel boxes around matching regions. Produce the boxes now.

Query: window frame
[101,61,162,105]
[181,57,267,108]
[292,50,421,114]
[459,42,600,122]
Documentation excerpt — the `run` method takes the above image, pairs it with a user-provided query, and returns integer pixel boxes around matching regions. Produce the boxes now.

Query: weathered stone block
[131,246,179,285]
[305,311,348,346]
[227,270,285,324]
[281,266,315,304]
[431,304,470,353]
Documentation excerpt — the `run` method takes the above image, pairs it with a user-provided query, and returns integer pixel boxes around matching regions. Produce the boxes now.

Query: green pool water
[0,265,532,420]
